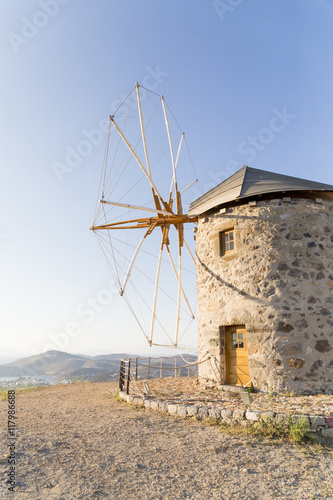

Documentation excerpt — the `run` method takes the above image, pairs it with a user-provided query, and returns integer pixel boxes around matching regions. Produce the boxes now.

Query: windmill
[91,83,199,349]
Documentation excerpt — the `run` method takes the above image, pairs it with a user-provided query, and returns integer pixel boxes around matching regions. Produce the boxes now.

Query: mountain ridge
[0,350,197,381]
[0,350,133,379]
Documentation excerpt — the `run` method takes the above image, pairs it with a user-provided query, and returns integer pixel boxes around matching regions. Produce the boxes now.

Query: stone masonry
[196,196,333,394]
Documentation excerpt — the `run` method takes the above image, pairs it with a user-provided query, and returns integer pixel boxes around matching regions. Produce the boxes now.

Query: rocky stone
[158,402,169,412]
[208,408,221,420]
[277,263,289,271]
[197,407,209,420]
[150,401,159,411]
[177,406,187,418]
[291,415,310,427]
[278,323,294,333]
[220,408,234,421]
[306,431,328,444]
[310,360,323,372]
[310,415,326,427]
[315,340,331,353]
[233,409,246,421]
[287,358,305,369]
[186,405,199,417]
[321,428,333,440]
[245,410,261,421]
[132,397,143,405]
[279,343,302,356]
[167,404,178,415]
[260,411,275,422]
[275,414,290,425]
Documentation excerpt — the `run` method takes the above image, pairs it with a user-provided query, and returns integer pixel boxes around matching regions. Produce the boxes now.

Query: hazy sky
[1,0,333,358]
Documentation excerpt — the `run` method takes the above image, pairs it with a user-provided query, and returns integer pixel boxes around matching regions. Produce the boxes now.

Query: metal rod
[135,358,138,381]
[148,357,150,380]
[160,357,162,379]
[161,98,179,214]
[166,244,195,319]
[136,83,152,178]
[180,179,197,195]
[100,199,169,215]
[149,244,164,344]
[184,237,196,265]
[110,117,171,212]
[168,133,184,200]
[175,239,182,347]
[174,133,184,172]
[121,229,150,295]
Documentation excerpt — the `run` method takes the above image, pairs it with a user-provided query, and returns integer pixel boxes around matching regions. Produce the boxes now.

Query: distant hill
[0,350,127,380]
[0,350,198,381]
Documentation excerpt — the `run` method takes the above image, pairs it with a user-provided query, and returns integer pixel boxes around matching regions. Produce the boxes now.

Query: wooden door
[225,326,251,386]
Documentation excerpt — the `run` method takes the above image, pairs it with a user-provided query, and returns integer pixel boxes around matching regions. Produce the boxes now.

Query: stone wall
[196,196,333,394]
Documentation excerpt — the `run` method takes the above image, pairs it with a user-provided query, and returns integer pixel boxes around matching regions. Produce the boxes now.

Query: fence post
[135,358,138,381]
[126,359,131,395]
[160,357,162,379]
[148,357,150,380]
[119,360,125,391]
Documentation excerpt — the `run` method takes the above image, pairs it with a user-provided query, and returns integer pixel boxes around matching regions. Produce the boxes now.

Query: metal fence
[119,356,198,394]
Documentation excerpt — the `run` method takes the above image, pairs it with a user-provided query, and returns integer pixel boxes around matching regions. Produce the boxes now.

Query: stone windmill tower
[189,166,333,394]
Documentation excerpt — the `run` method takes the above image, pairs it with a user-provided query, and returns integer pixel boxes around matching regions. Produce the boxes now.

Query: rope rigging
[91,83,198,349]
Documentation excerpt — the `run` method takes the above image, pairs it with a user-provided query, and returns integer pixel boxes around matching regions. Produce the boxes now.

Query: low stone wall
[119,391,333,442]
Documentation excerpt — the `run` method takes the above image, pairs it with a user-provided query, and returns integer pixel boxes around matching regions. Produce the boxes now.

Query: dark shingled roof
[188,166,333,216]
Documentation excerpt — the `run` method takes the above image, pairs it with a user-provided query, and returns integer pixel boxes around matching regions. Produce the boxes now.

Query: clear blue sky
[1,0,333,359]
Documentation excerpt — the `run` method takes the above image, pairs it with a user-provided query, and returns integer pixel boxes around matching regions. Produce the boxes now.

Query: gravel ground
[0,382,333,499]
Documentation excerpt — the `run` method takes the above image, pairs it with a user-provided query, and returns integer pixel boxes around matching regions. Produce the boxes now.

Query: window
[220,229,235,256]
[232,330,244,349]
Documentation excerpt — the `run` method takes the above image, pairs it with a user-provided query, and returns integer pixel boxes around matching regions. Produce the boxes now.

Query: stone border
[119,391,333,441]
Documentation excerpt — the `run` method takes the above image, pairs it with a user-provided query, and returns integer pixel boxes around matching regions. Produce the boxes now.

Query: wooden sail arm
[91,215,198,231]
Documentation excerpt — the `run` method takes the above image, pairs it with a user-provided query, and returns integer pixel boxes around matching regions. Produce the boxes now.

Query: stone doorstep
[118,391,333,438]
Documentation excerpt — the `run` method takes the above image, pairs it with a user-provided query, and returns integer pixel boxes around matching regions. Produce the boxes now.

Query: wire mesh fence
[119,355,198,394]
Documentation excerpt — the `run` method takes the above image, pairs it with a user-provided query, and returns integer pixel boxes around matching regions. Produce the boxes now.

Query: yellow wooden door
[226,326,251,386]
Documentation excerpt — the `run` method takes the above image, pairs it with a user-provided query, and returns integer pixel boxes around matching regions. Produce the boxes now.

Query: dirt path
[0,382,332,499]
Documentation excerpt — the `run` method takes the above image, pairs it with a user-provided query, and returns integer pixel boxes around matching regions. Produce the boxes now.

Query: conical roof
[188,166,333,216]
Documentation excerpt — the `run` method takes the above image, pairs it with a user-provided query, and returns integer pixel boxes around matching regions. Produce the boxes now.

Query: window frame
[219,228,235,256]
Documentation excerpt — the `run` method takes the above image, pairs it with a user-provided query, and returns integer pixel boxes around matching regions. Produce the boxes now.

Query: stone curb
[119,391,333,440]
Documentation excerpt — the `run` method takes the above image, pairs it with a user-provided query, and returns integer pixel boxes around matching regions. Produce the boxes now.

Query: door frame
[224,324,250,386]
